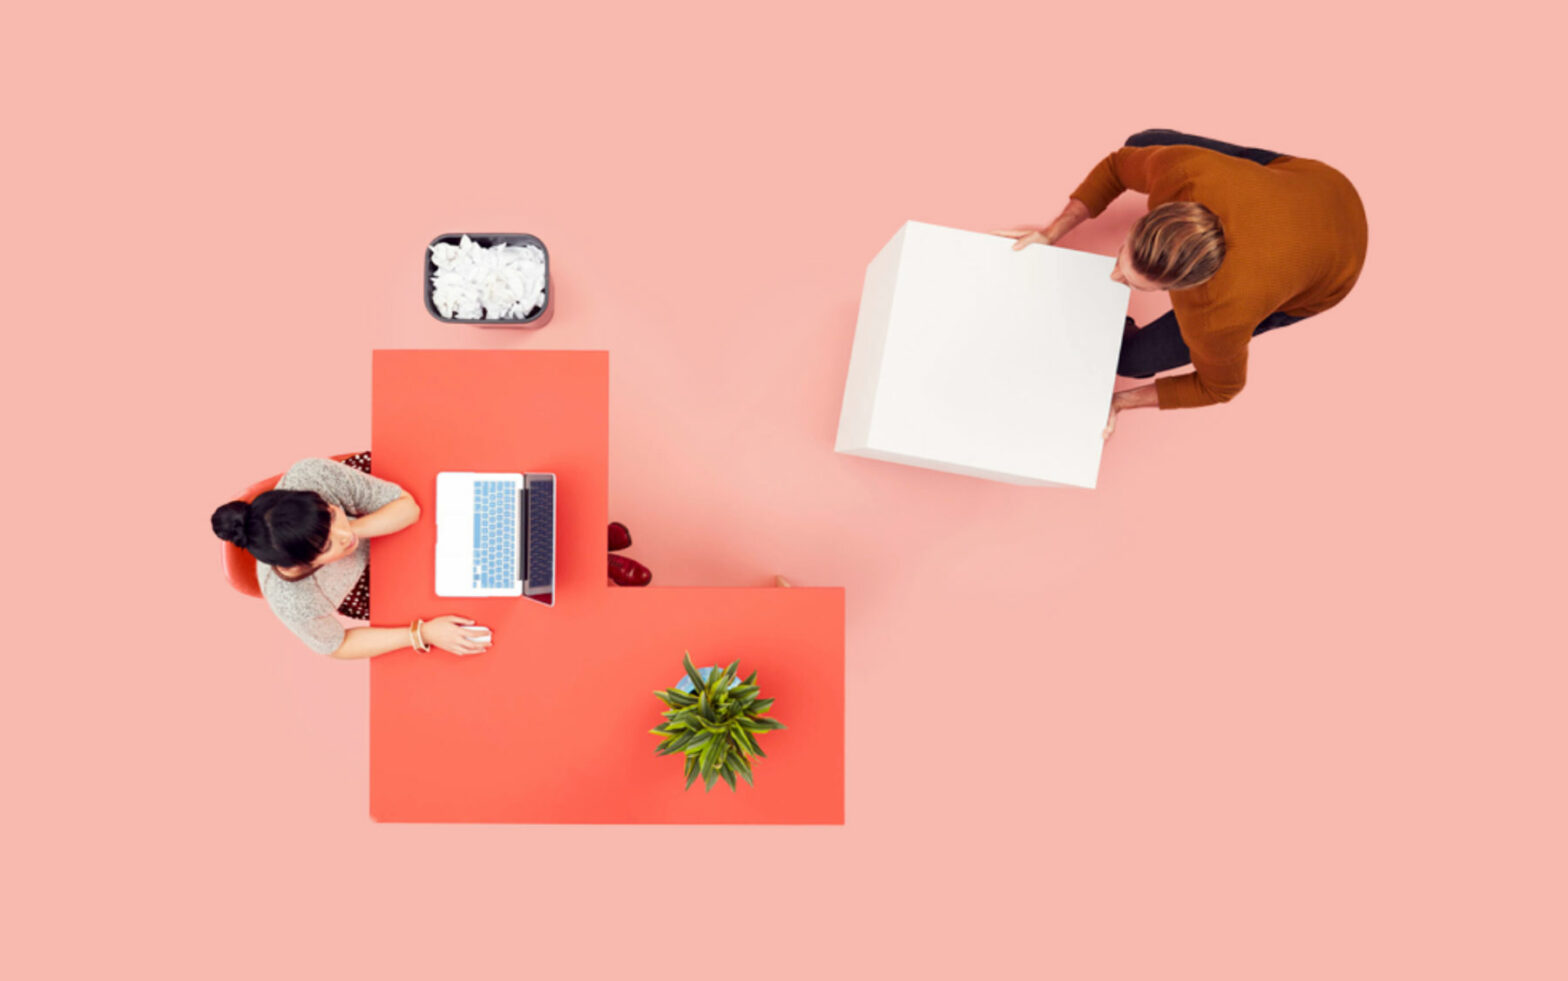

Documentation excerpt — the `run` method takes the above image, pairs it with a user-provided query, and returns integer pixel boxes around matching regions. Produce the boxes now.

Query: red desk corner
[370,350,845,824]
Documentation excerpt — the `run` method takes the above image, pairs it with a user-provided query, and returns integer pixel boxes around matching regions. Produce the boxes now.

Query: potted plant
[650,652,785,792]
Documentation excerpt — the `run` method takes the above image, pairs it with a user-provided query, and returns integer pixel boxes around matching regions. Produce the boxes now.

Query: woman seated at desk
[211,455,654,658]
[211,456,494,659]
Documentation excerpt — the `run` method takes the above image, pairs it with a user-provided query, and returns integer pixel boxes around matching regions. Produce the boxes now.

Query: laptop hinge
[519,485,529,584]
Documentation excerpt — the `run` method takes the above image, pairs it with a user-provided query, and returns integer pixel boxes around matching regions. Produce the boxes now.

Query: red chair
[221,453,359,598]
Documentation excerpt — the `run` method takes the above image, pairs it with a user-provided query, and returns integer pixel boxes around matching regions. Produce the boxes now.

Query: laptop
[435,471,556,604]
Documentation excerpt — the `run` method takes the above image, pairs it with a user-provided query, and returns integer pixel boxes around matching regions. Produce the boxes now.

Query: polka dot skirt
[336,451,373,620]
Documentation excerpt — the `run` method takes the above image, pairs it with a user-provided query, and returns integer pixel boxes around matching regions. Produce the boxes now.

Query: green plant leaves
[682,652,706,691]
[654,654,785,792]
[657,688,697,708]
[731,728,756,757]
[737,716,784,733]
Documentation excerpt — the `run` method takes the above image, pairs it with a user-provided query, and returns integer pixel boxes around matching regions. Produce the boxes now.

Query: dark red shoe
[608,521,632,552]
[608,554,652,587]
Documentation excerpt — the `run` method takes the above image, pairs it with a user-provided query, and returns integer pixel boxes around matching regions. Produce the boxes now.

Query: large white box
[835,220,1130,488]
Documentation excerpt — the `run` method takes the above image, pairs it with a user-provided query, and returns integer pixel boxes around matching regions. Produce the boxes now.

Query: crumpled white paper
[429,235,547,320]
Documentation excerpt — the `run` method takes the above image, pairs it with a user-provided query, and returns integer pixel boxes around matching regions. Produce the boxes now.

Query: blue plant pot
[675,666,741,693]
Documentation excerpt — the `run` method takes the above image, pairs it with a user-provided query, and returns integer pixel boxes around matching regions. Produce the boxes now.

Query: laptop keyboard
[525,476,554,590]
[472,480,517,589]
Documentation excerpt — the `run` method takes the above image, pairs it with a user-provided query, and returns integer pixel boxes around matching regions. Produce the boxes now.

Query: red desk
[370,351,845,823]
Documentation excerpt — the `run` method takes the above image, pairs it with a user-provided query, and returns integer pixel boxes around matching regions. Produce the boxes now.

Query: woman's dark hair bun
[210,488,332,567]
[211,501,252,549]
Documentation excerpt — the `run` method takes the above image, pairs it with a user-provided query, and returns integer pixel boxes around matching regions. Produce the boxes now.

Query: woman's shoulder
[275,457,347,492]
[257,557,331,610]
[255,561,347,654]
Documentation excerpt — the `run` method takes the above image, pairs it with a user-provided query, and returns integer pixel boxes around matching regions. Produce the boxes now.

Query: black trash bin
[424,232,553,328]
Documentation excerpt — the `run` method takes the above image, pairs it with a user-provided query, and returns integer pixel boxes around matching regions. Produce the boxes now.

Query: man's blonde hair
[1129,202,1225,290]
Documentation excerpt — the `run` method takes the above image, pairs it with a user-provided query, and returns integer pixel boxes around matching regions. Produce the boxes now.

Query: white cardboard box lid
[838,221,1129,488]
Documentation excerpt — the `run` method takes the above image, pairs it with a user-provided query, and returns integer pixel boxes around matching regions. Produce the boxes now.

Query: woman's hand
[992,199,1091,251]
[422,616,493,656]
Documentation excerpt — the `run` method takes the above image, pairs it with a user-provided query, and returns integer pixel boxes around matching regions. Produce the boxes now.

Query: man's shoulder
[1172,277,1275,329]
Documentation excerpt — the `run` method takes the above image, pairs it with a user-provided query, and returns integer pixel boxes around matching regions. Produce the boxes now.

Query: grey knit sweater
[259,458,404,654]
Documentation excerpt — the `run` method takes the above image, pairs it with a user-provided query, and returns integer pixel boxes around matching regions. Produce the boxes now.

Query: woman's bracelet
[415,618,430,652]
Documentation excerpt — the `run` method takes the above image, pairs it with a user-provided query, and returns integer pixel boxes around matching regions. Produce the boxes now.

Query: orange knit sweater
[1070,145,1368,408]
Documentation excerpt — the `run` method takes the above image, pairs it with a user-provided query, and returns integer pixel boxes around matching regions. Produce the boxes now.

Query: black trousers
[1116,129,1308,379]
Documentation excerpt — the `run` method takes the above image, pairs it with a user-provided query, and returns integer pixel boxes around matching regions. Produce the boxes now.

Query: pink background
[6,1,1562,978]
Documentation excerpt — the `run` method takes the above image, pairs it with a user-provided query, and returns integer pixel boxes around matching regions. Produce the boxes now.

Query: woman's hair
[1128,202,1226,290]
[212,489,332,567]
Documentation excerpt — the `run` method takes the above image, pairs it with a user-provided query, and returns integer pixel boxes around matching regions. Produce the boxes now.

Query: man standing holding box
[995,129,1368,436]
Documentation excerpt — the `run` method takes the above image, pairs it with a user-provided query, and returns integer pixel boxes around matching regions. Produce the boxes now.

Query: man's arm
[1153,327,1252,408]
[1114,384,1159,411]
[1148,295,1262,409]
[1069,146,1165,218]
[1103,384,1158,439]
[1046,197,1092,242]
[992,197,1090,249]
[1154,364,1247,408]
